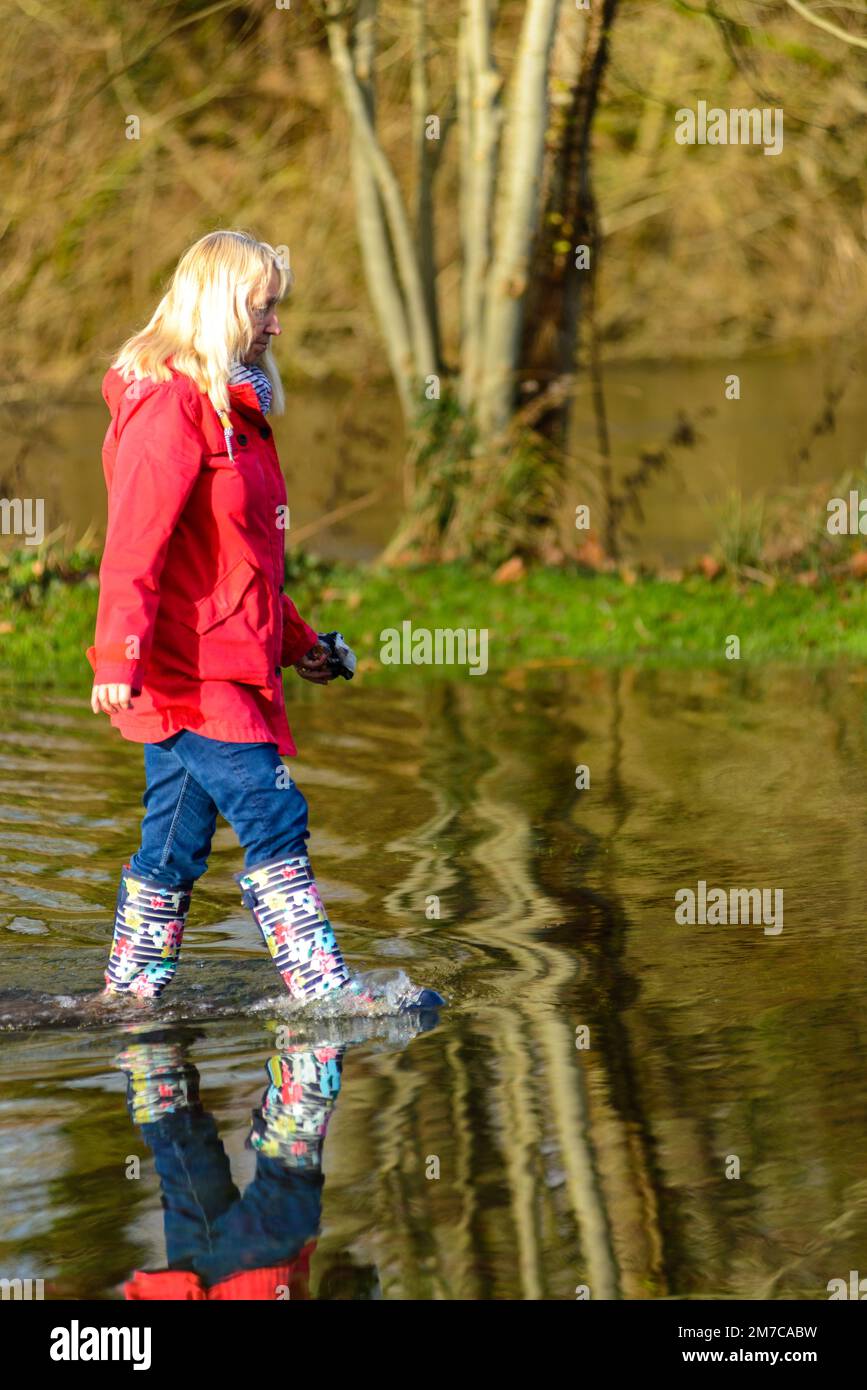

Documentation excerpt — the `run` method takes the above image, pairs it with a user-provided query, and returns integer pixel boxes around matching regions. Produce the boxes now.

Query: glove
[316,631,356,681]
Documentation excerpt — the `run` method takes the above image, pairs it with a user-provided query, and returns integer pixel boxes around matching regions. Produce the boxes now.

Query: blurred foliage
[0,0,865,401]
[0,537,337,606]
[282,546,336,595]
[715,490,768,571]
[597,2,867,357]
[0,537,99,607]
[713,457,867,579]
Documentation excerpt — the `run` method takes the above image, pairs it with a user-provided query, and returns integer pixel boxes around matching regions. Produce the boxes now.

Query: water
[5,350,866,566]
[1,668,866,1299]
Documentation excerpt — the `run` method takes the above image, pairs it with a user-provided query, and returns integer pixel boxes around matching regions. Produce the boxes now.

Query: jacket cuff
[86,645,144,695]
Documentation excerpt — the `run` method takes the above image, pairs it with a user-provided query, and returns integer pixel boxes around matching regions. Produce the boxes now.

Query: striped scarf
[228,360,273,416]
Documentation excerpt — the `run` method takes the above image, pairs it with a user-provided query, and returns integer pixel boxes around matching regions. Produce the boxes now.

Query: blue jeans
[128,730,310,888]
[142,1109,323,1286]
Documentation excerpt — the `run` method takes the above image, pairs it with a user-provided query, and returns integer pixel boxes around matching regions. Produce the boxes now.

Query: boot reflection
[115,1026,343,1300]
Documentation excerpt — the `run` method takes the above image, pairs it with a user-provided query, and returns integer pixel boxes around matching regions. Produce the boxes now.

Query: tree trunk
[521,0,620,449]
[411,0,443,369]
[475,0,560,441]
[458,0,501,414]
[318,0,621,564]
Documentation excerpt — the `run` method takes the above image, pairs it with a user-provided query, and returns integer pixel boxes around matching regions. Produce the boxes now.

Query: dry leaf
[575,537,607,572]
[700,554,721,580]
[494,555,525,584]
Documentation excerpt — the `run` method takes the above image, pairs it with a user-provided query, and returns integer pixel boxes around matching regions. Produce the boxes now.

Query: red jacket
[86,364,318,755]
[124,1244,316,1300]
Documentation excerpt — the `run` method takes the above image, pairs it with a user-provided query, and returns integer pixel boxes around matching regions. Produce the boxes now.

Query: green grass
[3,556,867,689]
[329,565,867,667]
[0,581,99,687]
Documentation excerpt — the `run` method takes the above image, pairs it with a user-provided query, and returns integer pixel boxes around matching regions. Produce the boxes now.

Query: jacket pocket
[162,555,274,685]
[192,555,257,633]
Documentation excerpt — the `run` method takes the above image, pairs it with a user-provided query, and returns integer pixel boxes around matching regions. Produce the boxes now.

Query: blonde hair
[112,229,292,416]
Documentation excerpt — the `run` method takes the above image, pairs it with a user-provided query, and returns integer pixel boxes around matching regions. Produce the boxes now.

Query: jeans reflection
[116,1027,347,1300]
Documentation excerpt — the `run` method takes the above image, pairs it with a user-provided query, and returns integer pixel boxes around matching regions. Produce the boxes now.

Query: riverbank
[3,547,867,688]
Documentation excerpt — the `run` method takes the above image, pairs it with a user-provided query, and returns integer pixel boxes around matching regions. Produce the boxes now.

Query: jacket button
[236,432,248,446]
[274,665,281,677]
[259,426,271,439]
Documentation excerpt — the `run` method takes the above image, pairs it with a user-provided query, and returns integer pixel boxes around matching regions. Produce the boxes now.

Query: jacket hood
[102,362,263,430]
[102,364,160,420]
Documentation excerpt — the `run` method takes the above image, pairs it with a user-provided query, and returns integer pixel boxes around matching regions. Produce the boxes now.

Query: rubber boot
[247,1043,345,1168]
[114,1029,203,1126]
[236,855,355,1003]
[236,854,446,1015]
[103,864,193,1000]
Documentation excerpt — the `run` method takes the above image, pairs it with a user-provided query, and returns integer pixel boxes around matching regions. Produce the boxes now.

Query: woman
[88,229,441,1015]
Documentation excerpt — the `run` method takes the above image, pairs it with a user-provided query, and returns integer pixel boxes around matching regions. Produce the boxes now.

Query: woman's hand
[294,643,336,685]
[91,683,132,714]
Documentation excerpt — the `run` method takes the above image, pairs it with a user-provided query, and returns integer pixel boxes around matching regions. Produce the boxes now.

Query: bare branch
[323,0,437,391]
[347,0,416,423]
[785,0,867,50]
[2,0,243,152]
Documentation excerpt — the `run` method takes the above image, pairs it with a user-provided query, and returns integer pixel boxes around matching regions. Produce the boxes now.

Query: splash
[0,968,444,1038]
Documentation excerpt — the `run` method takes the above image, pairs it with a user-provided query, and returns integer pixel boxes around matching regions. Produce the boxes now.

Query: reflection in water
[2,671,867,1298]
[117,1027,347,1300]
[113,1013,440,1300]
